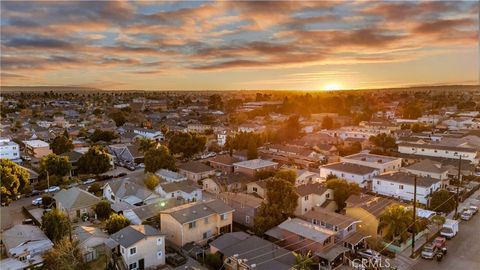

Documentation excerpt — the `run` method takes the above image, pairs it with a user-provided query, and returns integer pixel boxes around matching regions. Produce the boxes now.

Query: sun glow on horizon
[323,83,342,91]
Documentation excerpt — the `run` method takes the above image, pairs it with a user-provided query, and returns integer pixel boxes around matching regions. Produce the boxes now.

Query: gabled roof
[296,182,329,197]
[106,179,155,201]
[208,154,241,166]
[2,225,50,251]
[321,162,379,175]
[217,192,263,208]
[161,199,234,224]
[276,218,336,241]
[303,207,359,230]
[54,187,101,210]
[345,194,400,217]
[374,171,440,187]
[59,150,83,162]
[109,225,162,248]
[160,180,200,193]
[177,161,214,173]
[73,226,108,245]
[404,159,448,174]
[233,159,278,169]
[210,172,253,186]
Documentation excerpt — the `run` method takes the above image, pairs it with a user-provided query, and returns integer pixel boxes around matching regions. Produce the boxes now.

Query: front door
[138,258,144,270]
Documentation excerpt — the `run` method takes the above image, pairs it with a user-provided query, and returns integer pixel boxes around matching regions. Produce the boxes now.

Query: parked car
[32,198,42,206]
[21,156,32,161]
[27,190,42,197]
[433,237,447,254]
[83,178,96,185]
[118,172,127,177]
[461,209,473,221]
[67,182,80,188]
[136,163,145,168]
[22,219,34,225]
[44,186,60,193]
[166,254,187,267]
[125,164,136,171]
[356,249,381,262]
[421,244,437,259]
[469,204,478,214]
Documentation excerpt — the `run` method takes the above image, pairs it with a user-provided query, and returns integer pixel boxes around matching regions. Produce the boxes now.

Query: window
[188,221,196,229]
[203,230,212,239]
[111,194,115,201]
[245,215,250,224]
[157,238,163,245]
[129,247,137,256]
[377,180,380,185]
[304,195,309,201]
[253,187,258,192]
[121,247,125,254]
[171,193,175,198]
[129,262,137,270]
[347,225,353,232]
[157,251,163,258]
[204,217,209,224]
[312,219,318,225]
[321,221,326,226]
[399,185,404,190]
[220,214,227,220]
[326,193,330,199]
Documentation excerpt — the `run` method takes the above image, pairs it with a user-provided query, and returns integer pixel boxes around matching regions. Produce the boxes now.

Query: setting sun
[323,83,342,91]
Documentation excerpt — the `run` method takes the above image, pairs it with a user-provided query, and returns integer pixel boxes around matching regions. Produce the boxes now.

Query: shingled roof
[54,187,101,210]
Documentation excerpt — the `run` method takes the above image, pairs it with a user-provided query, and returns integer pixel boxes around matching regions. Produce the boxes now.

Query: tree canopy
[378,204,413,243]
[77,146,111,174]
[109,111,127,127]
[89,129,118,143]
[50,135,74,155]
[42,209,70,242]
[42,238,88,270]
[144,146,176,173]
[325,178,361,211]
[429,190,455,214]
[144,173,160,190]
[94,200,112,221]
[168,132,206,158]
[105,213,131,234]
[0,159,30,204]
[369,133,397,152]
[247,138,258,159]
[40,154,72,177]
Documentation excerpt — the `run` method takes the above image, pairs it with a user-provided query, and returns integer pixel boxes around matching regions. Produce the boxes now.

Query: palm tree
[378,204,413,243]
[293,251,314,270]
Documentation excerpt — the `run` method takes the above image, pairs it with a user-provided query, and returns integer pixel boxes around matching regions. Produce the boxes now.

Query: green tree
[42,209,70,242]
[144,146,176,173]
[40,154,72,177]
[77,146,111,174]
[247,139,258,159]
[254,170,276,180]
[293,251,314,270]
[105,213,131,234]
[378,204,412,243]
[168,132,206,158]
[94,200,112,221]
[42,195,54,209]
[283,115,302,141]
[325,178,361,211]
[138,138,158,153]
[402,103,422,119]
[109,111,127,127]
[50,135,74,155]
[0,159,30,204]
[42,238,89,270]
[369,133,397,152]
[144,173,160,190]
[89,129,118,143]
[429,190,455,214]
[275,170,297,184]
[254,177,298,234]
[205,252,223,270]
[321,116,334,129]
[88,183,102,196]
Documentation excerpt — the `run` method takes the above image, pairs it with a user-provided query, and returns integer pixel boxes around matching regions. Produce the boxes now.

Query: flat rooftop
[233,159,278,169]
[342,153,400,163]
[22,139,49,148]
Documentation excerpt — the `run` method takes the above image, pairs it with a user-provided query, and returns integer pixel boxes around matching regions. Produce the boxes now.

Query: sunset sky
[1,1,479,90]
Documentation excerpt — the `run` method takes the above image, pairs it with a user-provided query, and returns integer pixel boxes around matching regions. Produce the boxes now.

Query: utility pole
[411,175,417,258]
[454,155,462,218]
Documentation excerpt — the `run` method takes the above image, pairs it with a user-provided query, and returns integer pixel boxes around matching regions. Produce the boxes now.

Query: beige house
[294,183,334,216]
[54,187,101,220]
[23,139,52,158]
[106,225,165,270]
[233,159,278,176]
[73,226,108,262]
[246,179,268,198]
[177,161,215,182]
[160,199,234,247]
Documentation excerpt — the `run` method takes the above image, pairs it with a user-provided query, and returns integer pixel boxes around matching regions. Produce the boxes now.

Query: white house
[106,225,165,270]
[103,179,159,206]
[0,138,20,161]
[132,128,164,141]
[295,183,334,216]
[155,169,187,182]
[155,180,202,202]
[217,131,228,146]
[402,159,449,188]
[319,162,380,188]
[372,172,441,205]
[340,153,403,173]
[398,142,478,163]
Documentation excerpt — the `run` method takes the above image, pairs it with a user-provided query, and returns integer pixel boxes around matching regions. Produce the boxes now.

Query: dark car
[118,172,127,177]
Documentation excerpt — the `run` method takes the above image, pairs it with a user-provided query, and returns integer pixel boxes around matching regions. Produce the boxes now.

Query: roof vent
[192,210,197,214]
[203,207,207,210]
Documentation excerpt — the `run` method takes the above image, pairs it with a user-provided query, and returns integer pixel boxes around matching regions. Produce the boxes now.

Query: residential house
[294,169,321,186]
[372,172,441,205]
[0,138,20,161]
[208,154,242,174]
[319,162,380,189]
[340,153,402,173]
[246,179,268,198]
[155,169,187,182]
[398,142,478,163]
[203,173,252,194]
[187,123,212,133]
[177,161,215,182]
[73,225,108,262]
[266,218,347,269]
[132,128,164,141]
[108,144,144,164]
[155,180,202,202]
[217,192,263,228]
[123,198,184,225]
[210,232,295,270]
[103,179,159,206]
[402,159,450,188]
[160,199,234,246]
[54,187,101,220]
[233,159,278,176]
[1,225,53,268]
[59,150,83,175]
[295,183,334,216]
[23,139,52,158]
[345,194,399,240]
[106,225,165,270]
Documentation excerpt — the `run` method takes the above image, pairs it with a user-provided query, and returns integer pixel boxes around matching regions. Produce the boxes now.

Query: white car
[461,210,473,221]
[32,198,42,206]
[83,178,96,185]
[44,186,60,193]
[469,205,478,214]
[356,249,381,262]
